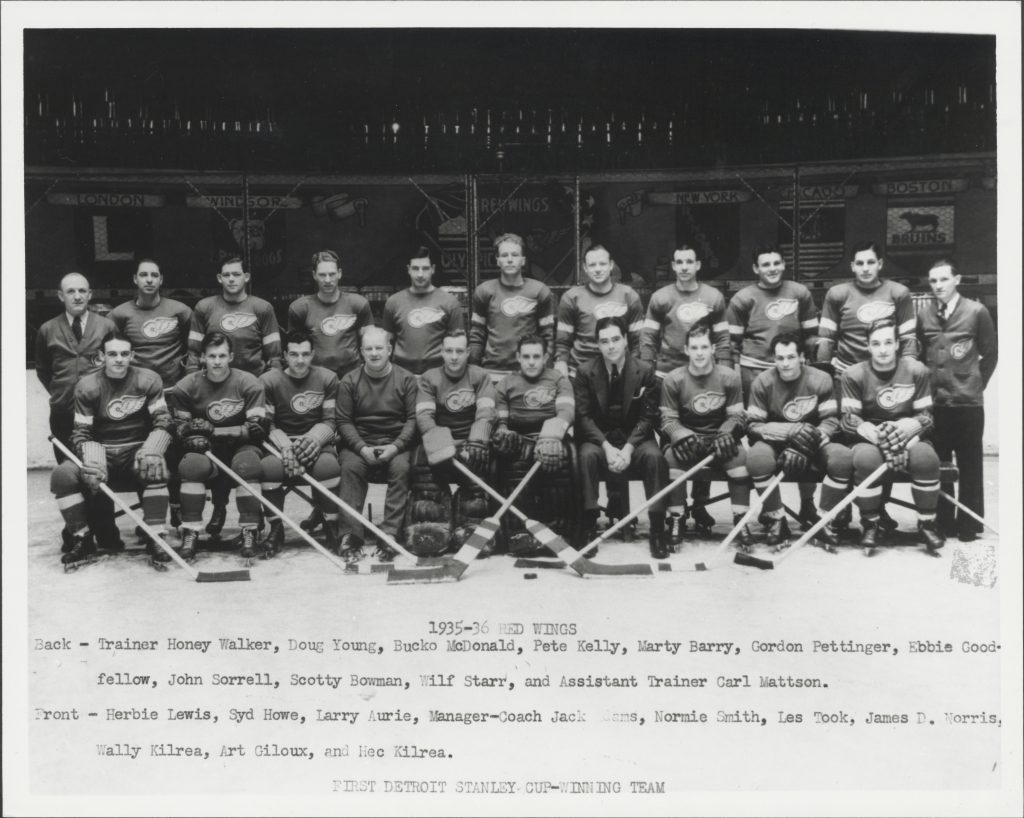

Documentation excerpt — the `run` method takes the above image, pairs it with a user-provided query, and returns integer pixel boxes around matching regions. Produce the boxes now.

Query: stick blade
[386,564,462,584]
[574,558,654,577]
[734,551,775,570]
[513,557,567,570]
[196,569,251,582]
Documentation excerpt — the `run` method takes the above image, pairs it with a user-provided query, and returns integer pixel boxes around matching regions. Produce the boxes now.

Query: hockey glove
[80,440,108,491]
[534,437,567,473]
[292,434,322,469]
[178,417,214,453]
[280,445,304,479]
[457,440,490,474]
[244,416,269,445]
[779,447,809,478]
[491,425,522,457]
[787,422,821,457]
[711,430,739,462]
[134,428,172,483]
[672,434,707,468]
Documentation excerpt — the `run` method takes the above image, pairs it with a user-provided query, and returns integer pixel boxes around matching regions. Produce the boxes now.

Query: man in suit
[575,316,669,558]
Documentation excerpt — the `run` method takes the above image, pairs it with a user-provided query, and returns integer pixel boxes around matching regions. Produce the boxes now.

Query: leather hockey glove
[458,440,490,473]
[280,444,304,478]
[134,429,172,483]
[534,437,567,473]
[178,417,214,453]
[787,422,821,457]
[491,424,522,456]
[779,447,809,478]
[80,440,108,491]
[292,434,322,469]
[711,430,739,462]
[671,434,707,468]
[244,416,269,445]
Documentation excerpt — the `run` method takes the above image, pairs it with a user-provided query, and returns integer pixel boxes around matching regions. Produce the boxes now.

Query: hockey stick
[50,436,249,582]
[695,471,787,571]
[939,490,998,535]
[389,461,544,583]
[205,449,382,577]
[580,453,717,556]
[735,462,889,570]
[450,459,653,578]
[260,444,457,583]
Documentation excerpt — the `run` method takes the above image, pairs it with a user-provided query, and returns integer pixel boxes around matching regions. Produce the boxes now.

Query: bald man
[36,273,116,461]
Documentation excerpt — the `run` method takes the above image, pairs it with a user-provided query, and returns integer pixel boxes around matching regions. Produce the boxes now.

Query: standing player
[726,244,820,526]
[745,332,852,546]
[554,244,644,377]
[817,242,917,374]
[411,329,496,554]
[287,249,374,378]
[170,332,269,562]
[641,243,731,534]
[50,333,173,567]
[917,259,998,541]
[381,246,464,375]
[109,258,192,527]
[258,330,342,556]
[491,335,576,555]
[334,327,420,560]
[659,324,752,548]
[187,256,281,534]
[470,233,556,379]
[575,316,669,558]
[840,318,942,555]
[36,272,117,549]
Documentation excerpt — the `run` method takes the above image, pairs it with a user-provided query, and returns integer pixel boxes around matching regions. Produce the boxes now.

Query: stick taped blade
[573,557,654,577]
[196,569,251,582]
[734,551,775,570]
[386,564,463,584]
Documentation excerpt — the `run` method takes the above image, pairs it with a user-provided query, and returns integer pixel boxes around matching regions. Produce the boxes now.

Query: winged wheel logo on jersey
[107,395,147,420]
[765,299,799,321]
[500,296,538,317]
[593,301,628,319]
[876,384,915,410]
[408,307,446,328]
[523,386,556,408]
[320,314,357,336]
[207,398,246,422]
[950,340,972,360]
[220,312,259,332]
[856,301,896,324]
[141,317,178,338]
[674,301,711,324]
[444,388,476,412]
[782,395,818,421]
[291,391,325,414]
[691,391,726,414]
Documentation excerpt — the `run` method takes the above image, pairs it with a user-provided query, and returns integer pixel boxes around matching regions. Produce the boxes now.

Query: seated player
[659,324,752,548]
[745,332,852,547]
[575,316,669,558]
[491,334,576,556]
[840,318,943,555]
[411,329,496,556]
[334,327,419,561]
[259,330,342,556]
[169,332,269,562]
[50,333,173,567]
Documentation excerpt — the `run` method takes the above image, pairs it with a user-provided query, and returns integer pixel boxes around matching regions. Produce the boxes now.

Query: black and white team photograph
[3,4,1021,817]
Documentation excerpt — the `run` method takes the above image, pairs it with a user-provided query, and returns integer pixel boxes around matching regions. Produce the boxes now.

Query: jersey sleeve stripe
[898,319,916,334]
[73,412,94,425]
[643,318,661,331]
[246,406,267,418]
[728,324,745,335]
[912,397,933,409]
[843,397,863,411]
[819,317,838,332]
[188,330,205,342]
[801,318,819,329]
[628,319,645,332]
[415,401,436,414]
[538,315,555,327]
[262,332,281,345]
[471,313,487,325]
[818,399,838,415]
[746,406,768,420]
[477,397,495,409]
[712,321,729,332]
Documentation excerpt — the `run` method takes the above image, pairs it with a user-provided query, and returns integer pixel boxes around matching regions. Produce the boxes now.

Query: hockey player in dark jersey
[818,242,918,374]
[258,330,342,556]
[641,244,731,536]
[411,329,497,555]
[382,246,464,375]
[469,233,556,379]
[110,258,193,529]
[727,244,821,527]
[917,259,998,541]
[334,327,420,560]
[659,324,752,548]
[287,249,374,378]
[110,259,192,388]
[491,334,576,555]
[840,318,943,554]
[170,332,269,562]
[186,256,281,535]
[50,333,173,566]
[745,332,852,547]
[554,244,644,377]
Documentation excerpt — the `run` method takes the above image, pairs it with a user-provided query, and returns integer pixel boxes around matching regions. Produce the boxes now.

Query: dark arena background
[24,29,997,352]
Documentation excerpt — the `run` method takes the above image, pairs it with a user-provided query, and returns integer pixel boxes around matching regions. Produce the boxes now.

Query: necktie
[72,315,83,341]
[610,364,620,383]
[937,302,947,321]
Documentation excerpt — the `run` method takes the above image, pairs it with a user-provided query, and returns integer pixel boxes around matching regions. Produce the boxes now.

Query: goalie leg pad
[450,486,491,549]
[402,449,453,556]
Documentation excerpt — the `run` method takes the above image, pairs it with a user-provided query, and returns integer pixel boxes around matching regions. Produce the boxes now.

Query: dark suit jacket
[574,354,660,449]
